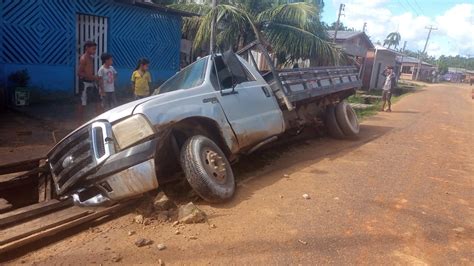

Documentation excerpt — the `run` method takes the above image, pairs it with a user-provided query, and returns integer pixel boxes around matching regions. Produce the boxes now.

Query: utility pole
[415,26,437,80]
[333,3,345,43]
[209,0,217,54]
[362,22,367,33]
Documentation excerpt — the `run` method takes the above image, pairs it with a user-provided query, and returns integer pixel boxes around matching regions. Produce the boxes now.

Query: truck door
[211,53,284,149]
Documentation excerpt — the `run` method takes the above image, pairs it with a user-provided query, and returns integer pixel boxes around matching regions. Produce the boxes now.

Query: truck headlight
[112,115,155,150]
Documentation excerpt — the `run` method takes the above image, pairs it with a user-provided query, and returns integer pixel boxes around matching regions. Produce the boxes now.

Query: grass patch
[348,80,423,120]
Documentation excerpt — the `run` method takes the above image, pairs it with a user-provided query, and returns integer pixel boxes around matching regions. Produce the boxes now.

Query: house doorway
[75,14,108,93]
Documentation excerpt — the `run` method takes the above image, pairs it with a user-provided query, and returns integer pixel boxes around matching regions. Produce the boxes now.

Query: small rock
[128,230,136,236]
[178,202,207,224]
[111,254,122,263]
[333,197,339,200]
[154,192,176,211]
[453,227,465,233]
[279,195,284,199]
[172,221,179,227]
[175,230,181,235]
[158,259,165,266]
[189,236,198,240]
[209,224,217,229]
[133,215,144,224]
[302,194,311,200]
[298,239,307,245]
[157,243,166,250]
[156,211,169,222]
[143,219,151,226]
[283,174,290,178]
[135,238,153,247]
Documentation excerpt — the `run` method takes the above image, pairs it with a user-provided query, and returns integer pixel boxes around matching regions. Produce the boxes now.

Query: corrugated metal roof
[327,30,363,40]
[125,0,197,17]
[397,55,433,66]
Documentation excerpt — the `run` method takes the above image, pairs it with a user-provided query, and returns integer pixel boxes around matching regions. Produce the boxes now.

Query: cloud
[331,0,474,57]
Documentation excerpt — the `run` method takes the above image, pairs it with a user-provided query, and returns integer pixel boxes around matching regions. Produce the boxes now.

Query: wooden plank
[0,202,134,254]
[0,158,43,175]
[0,206,91,245]
[0,199,12,214]
[0,199,72,227]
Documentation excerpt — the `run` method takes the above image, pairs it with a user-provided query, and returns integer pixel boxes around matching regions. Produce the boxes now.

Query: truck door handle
[261,86,271,97]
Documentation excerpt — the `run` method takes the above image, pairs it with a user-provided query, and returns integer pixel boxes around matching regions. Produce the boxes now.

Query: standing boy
[98,53,118,110]
[77,41,101,123]
[381,66,395,112]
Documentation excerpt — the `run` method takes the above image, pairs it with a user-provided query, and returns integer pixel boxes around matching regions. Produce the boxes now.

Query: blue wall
[0,0,181,95]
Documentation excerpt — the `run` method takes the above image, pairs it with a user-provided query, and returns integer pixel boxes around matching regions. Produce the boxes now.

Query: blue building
[0,0,190,97]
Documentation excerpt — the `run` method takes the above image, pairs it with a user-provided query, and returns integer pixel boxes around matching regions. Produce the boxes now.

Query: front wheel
[180,135,235,203]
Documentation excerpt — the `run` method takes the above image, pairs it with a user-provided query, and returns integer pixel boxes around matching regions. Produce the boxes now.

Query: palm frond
[194,4,254,50]
[262,22,341,65]
[257,2,320,31]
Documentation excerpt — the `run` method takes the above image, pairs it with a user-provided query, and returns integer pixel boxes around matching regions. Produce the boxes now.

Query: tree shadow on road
[207,124,394,210]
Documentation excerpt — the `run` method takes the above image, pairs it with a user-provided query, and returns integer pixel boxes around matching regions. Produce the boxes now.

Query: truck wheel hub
[204,149,226,182]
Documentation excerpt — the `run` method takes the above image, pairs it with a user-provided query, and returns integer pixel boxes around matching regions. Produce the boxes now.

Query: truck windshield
[154,57,208,95]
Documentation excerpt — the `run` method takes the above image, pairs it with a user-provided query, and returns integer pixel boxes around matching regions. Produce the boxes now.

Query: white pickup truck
[47,46,361,206]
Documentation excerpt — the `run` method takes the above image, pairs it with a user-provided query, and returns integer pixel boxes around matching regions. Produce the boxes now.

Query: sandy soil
[3,83,473,265]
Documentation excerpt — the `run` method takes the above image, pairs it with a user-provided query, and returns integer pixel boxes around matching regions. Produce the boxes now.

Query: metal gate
[75,14,108,93]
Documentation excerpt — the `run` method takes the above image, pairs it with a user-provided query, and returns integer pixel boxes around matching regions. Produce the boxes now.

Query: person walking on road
[77,41,101,123]
[381,66,395,112]
[131,58,152,100]
[98,53,118,110]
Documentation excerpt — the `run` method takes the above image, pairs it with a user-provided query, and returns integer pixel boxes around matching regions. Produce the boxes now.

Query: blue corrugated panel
[0,0,181,93]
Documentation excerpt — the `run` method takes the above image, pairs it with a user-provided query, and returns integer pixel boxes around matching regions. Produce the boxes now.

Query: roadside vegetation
[348,81,424,119]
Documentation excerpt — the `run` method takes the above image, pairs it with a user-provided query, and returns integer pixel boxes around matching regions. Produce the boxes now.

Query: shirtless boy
[77,41,102,123]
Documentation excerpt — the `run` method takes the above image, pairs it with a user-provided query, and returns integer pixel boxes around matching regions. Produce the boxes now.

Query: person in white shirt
[381,66,395,112]
[98,53,118,110]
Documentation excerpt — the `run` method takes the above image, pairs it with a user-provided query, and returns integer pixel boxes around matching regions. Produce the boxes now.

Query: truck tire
[325,105,346,139]
[180,135,235,202]
[335,101,360,137]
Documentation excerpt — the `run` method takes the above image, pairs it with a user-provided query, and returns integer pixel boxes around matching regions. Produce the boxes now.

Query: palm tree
[170,1,341,65]
[383,32,401,49]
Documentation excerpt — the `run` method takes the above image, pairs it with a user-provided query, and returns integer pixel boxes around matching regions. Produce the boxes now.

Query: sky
[321,0,474,58]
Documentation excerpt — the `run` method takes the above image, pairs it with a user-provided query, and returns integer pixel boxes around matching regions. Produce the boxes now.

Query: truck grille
[48,121,114,194]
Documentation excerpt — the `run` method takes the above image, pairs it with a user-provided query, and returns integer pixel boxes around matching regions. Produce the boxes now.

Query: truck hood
[94,97,153,123]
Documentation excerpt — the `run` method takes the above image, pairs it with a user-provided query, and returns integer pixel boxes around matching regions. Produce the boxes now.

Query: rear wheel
[180,135,235,202]
[325,105,346,139]
[335,100,360,137]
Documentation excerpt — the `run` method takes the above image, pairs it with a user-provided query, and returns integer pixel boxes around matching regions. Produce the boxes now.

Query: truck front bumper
[72,138,159,207]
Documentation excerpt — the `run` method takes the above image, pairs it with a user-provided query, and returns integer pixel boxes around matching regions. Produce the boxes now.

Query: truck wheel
[180,135,235,202]
[325,105,346,139]
[335,101,360,137]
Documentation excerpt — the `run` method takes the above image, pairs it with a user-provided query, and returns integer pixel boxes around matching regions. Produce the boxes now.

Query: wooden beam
[0,158,44,176]
[0,206,91,245]
[0,201,135,254]
[0,199,72,227]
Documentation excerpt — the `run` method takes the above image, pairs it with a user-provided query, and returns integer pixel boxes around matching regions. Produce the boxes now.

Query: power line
[403,0,419,16]
[413,0,425,16]
[397,0,410,13]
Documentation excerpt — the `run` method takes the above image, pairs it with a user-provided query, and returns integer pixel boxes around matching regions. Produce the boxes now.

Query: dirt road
[5,83,474,264]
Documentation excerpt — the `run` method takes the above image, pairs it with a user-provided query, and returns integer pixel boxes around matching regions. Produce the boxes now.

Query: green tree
[324,22,355,31]
[383,32,401,49]
[171,1,341,65]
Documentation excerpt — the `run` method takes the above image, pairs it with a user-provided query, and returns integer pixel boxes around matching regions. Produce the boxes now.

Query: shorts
[102,92,117,110]
[382,90,392,101]
[79,80,100,106]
